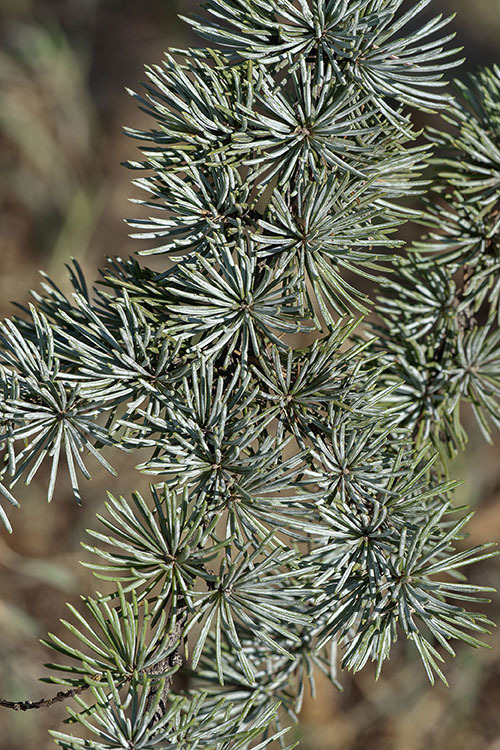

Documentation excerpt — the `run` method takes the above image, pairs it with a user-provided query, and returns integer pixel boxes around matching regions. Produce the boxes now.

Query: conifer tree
[0,2,498,747]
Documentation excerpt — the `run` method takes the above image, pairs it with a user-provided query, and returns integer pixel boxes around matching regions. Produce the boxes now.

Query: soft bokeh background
[0,1,499,748]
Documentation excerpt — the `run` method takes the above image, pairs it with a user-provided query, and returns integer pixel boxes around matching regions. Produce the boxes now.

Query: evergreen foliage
[0,2,498,747]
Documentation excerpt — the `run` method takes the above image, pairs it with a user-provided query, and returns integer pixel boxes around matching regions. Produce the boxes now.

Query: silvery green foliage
[370,66,500,455]
[0,2,497,748]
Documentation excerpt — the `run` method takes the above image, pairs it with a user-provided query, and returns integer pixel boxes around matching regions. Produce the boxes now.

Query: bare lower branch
[0,683,90,712]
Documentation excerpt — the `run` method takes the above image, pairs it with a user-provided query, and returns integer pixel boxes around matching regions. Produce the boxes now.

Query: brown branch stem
[0,683,90,712]
[145,606,187,723]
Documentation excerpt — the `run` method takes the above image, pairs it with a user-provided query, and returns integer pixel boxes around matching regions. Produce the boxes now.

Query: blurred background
[0,1,499,748]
